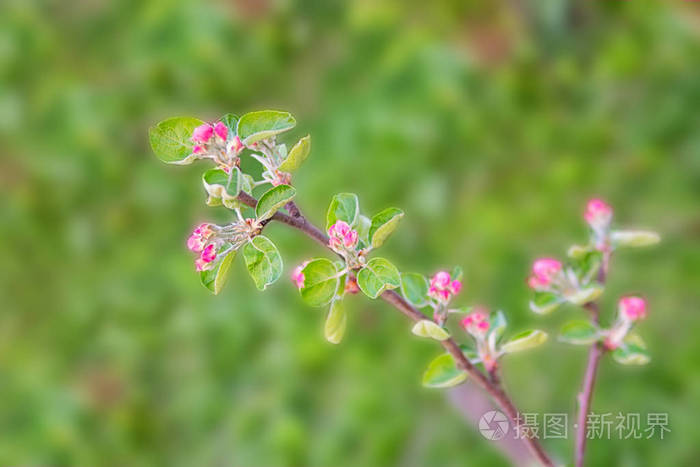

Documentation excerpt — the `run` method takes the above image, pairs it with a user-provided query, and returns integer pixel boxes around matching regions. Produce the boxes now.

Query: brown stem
[236,191,554,466]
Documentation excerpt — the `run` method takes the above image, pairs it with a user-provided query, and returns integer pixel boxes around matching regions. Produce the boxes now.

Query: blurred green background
[1,0,699,465]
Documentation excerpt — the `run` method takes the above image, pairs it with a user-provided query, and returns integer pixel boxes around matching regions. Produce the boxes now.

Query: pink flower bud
[231,135,244,154]
[214,122,228,141]
[192,124,214,143]
[460,310,490,338]
[345,277,360,295]
[193,145,205,154]
[195,258,208,272]
[291,261,308,289]
[200,244,217,263]
[428,271,462,303]
[619,296,647,322]
[187,224,212,252]
[584,198,613,230]
[328,221,358,251]
[528,258,562,290]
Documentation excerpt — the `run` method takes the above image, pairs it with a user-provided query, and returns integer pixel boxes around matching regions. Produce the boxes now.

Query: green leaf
[565,286,604,306]
[501,330,548,353]
[567,244,592,259]
[422,353,467,388]
[400,272,429,307]
[355,215,372,247]
[489,310,507,340]
[324,300,347,344]
[219,113,239,134]
[149,116,204,164]
[451,266,464,282]
[278,135,311,172]
[242,236,283,291]
[202,168,241,202]
[237,110,296,145]
[200,250,236,295]
[368,207,404,248]
[411,320,450,341]
[571,250,602,285]
[529,291,564,314]
[459,344,479,362]
[611,230,661,248]
[256,184,296,221]
[300,258,340,307]
[356,257,400,299]
[559,320,600,345]
[612,342,650,365]
[326,193,359,230]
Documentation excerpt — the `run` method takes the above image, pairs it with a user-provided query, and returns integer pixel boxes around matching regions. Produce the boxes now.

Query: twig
[575,296,607,466]
[237,191,555,466]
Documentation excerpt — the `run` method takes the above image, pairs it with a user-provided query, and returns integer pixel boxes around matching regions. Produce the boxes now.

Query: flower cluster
[428,271,462,304]
[604,296,648,350]
[527,258,563,291]
[187,223,218,271]
[460,308,498,371]
[460,309,490,338]
[187,220,259,271]
[190,121,244,171]
[328,221,359,255]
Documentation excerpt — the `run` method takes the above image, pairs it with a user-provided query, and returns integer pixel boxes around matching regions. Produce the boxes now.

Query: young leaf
[559,320,599,345]
[355,215,371,247]
[220,113,239,134]
[565,286,604,306]
[422,353,467,388]
[400,272,429,307]
[489,310,507,340]
[278,135,311,172]
[451,266,463,282]
[411,320,450,341]
[236,110,296,145]
[611,230,661,248]
[612,343,650,365]
[356,257,400,299]
[501,330,548,353]
[324,300,347,344]
[300,258,340,307]
[202,167,241,202]
[368,207,404,248]
[256,184,296,221]
[242,236,283,291]
[200,250,236,295]
[530,291,563,314]
[326,193,359,230]
[567,244,592,259]
[149,117,204,164]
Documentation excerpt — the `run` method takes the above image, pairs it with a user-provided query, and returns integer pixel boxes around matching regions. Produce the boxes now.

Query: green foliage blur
[2,1,699,465]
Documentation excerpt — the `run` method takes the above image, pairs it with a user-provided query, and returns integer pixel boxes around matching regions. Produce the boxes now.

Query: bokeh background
[2,0,699,465]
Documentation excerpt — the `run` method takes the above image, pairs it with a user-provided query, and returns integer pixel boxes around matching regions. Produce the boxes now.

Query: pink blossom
[186,224,211,252]
[584,198,613,230]
[192,124,214,143]
[200,244,217,263]
[231,135,244,153]
[214,122,228,141]
[193,145,205,154]
[428,270,462,303]
[195,258,208,272]
[619,296,647,322]
[528,258,562,290]
[460,310,490,338]
[328,221,359,251]
[292,261,308,289]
